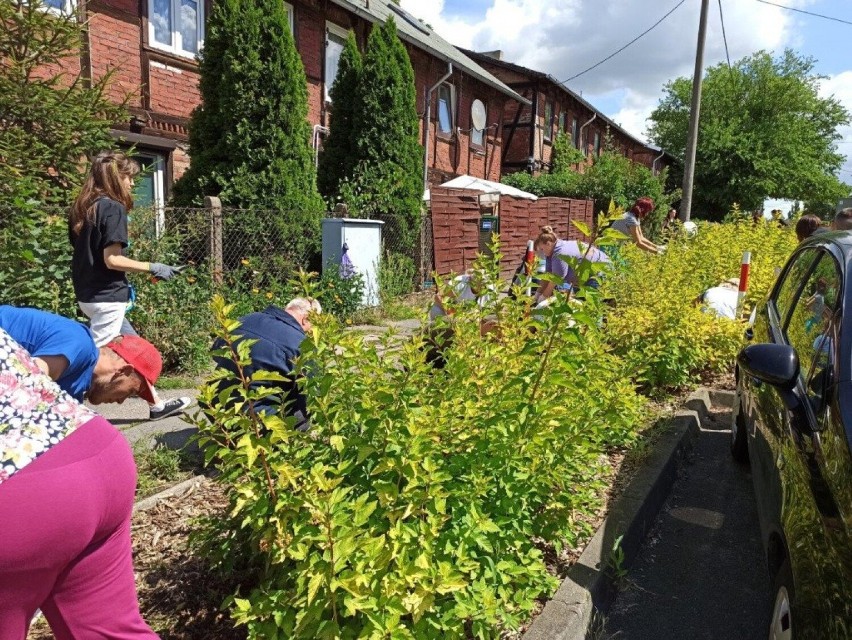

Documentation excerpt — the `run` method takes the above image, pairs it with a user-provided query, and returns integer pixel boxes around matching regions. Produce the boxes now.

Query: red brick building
[66,0,527,211]
[464,50,672,177]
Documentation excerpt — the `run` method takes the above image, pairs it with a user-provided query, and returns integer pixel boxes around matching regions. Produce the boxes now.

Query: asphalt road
[605,408,771,639]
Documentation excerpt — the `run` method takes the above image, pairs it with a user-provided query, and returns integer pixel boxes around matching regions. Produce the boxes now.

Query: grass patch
[349,292,431,326]
[134,442,201,499]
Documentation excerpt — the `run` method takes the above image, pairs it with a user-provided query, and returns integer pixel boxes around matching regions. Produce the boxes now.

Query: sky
[399,0,852,213]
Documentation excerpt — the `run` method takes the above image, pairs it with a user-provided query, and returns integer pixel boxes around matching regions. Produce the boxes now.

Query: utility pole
[680,0,710,222]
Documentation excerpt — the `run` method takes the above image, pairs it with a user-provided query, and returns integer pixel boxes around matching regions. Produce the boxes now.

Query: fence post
[205,196,223,285]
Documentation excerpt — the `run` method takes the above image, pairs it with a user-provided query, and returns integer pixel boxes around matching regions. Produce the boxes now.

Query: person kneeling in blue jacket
[210,297,321,430]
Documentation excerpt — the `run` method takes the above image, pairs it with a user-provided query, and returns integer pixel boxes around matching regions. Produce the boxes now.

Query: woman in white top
[610,197,663,255]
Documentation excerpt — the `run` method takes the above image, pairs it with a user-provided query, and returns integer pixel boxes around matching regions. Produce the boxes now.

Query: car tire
[731,386,749,463]
[768,558,794,640]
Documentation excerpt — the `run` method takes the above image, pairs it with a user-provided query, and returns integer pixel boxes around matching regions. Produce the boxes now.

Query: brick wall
[429,188,594,276]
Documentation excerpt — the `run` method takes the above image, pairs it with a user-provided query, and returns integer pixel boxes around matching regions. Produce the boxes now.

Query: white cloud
[402,0,813,143]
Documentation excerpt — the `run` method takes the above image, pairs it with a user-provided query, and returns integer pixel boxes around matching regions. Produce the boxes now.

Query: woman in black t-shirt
[68,151,191,421]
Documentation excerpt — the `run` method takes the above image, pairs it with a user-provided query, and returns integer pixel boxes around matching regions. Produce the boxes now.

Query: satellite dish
[471,99,487,131]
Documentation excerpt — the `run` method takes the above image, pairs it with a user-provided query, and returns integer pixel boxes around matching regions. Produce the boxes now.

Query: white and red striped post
[524,239,536,297]
[737,251,751,317]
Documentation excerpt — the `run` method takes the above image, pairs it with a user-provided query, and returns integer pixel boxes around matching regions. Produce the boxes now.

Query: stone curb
[522,388,719,640]
[133,474,207,513]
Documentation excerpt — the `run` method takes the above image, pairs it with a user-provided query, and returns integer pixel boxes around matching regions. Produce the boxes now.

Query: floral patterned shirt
[0,327,95,485]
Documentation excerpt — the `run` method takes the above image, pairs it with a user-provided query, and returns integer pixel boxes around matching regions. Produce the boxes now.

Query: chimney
[478,50,503,61]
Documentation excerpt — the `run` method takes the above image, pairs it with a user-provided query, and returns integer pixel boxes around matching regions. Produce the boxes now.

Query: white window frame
[543,100,553,142]
[133,152,167,236]
[284,1,294,33]
[437,83,455,135]
[41,0,76,16]
[324,22,349,103]
[470,99,486,148]
[148,0,205,59]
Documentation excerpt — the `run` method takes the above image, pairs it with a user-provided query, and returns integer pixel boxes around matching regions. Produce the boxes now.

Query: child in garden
[68,151,190,421]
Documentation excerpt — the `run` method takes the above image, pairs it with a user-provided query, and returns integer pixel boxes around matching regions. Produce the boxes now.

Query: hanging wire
[717,0,733,71]
[558,0,688,84]
[755,0,852,26]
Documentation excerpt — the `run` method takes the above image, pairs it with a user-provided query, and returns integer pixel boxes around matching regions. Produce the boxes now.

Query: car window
[783,253,842,414]
[773,249,819,328]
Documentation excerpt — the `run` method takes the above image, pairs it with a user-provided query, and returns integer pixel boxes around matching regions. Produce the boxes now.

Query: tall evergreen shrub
[0,0,127,210]
[345,17,422,250]
[172,0,324,260]
[317,31,362,200]
[0,0,127,314]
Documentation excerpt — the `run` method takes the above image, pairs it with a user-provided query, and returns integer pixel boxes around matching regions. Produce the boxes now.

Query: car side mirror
[737,343,799,390]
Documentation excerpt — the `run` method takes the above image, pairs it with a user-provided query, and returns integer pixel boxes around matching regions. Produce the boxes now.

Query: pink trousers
[0,416,158,639]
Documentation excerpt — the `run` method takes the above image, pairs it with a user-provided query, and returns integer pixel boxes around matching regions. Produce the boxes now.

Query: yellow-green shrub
[193,263,647,638]
[602,218,796,390]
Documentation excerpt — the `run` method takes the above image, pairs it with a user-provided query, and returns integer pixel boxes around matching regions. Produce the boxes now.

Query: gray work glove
[149,262,179,281]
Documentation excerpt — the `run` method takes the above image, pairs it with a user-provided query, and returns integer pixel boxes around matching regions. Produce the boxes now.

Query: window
[544,100,553,142]
[782,253,842,414]
[437,83,455,135]
[593,131,601,156]
[324,23,348,102]
[773,249,819,327]
[558,111,566,135]
[43,0,75,14]
[132,152,166,238]
[284,2,294,33]
[471,100,486,147]
[149,0,204,58]
[571,117,579,148]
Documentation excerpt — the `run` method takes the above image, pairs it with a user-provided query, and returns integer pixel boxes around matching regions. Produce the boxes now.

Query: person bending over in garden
[0,305,168,410]
[532,226,610,304]
[210,297,321,430]
[68,150,190,421]
[610,197,663,255]
[0,328,158,640]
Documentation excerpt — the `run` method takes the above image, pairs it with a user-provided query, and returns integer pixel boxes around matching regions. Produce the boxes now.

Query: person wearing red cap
[610,197,663,255]
[0,305,183,419]
[0,327,158,640]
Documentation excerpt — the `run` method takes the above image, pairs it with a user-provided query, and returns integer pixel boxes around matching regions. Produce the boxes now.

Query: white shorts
[78,301,127,347]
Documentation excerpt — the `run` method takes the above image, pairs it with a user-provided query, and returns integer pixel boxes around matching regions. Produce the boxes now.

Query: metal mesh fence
[1,203,433,313]
[131,204,433,294]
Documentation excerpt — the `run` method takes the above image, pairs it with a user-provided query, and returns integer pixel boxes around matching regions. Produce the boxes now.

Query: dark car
[733,231,852,639]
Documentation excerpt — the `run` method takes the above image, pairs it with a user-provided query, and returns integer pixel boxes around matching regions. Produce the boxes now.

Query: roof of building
[330,0,530,105]
[463,49,672,157]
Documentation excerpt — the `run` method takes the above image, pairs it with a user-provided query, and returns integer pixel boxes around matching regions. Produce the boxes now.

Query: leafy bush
[378,251,416,302]
[602,216,796,390]
[0,203,76,316]
[315,265,365,320]
[193,258,646,638]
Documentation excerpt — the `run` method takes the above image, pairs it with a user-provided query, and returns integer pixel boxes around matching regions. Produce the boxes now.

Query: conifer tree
[172,0,324,254]
[347,17,422,249]
[317,31,362,200]
[0,0,127,210]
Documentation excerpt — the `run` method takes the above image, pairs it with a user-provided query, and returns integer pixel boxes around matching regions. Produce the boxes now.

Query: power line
[559,0,688,84]
[755,0,852,26]
[717,0,732,70]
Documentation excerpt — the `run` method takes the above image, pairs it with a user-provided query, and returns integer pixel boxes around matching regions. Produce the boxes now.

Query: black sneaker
[149,397,192,421]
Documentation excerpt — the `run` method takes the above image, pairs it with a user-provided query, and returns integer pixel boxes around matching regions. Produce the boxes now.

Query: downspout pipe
[423,62,453,192]
[578,113,597,157]
[652,148,665,175]
[313,124,330,168]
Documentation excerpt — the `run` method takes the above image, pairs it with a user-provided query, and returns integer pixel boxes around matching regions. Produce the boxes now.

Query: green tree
[172,0,324,256]
[648,49,850,220]
[344,17,422,249]
[0,0,127,210]
[317,31,362,201]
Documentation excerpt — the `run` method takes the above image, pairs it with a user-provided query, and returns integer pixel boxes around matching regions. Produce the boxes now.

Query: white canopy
[423,174,539,201]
